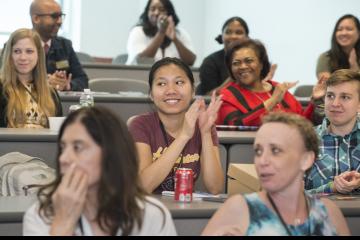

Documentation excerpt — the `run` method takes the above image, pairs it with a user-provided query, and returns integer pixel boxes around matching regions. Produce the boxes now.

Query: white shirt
[126,26,195,65]
[23,196,177,236]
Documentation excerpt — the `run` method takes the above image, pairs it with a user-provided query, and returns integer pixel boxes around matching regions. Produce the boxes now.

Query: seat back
[194,144,227,193]
[294,85,314,97]
[112,54,128,64]
[89,78,149,94]
[76,52,95,63]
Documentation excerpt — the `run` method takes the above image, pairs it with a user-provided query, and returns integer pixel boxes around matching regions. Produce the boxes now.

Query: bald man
[30,0,88,91]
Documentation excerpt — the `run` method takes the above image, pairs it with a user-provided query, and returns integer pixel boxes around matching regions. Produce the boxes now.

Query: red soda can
[174,168,193,202]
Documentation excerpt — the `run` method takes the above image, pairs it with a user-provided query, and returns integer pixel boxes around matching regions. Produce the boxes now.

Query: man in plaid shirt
[305,69,360,194]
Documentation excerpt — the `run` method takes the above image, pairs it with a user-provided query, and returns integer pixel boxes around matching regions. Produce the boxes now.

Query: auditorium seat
[89,77,149,94]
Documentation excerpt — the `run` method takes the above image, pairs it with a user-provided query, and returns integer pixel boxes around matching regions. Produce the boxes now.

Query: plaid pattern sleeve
[305,119,360,194]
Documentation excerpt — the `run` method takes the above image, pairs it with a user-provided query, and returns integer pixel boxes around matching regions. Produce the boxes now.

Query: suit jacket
[46,37,89,91]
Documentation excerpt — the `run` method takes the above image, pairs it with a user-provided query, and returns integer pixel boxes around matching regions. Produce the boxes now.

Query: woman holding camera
[126,0,196,66]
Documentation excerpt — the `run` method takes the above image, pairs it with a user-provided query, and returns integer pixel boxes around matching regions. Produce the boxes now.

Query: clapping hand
[312,73,329,100]
[48,70,72,91]
[262,64,277,82]
[157,15,169,34]
[180,98,202,140]
[272,81,298,104]
[198,91,223,134]
[165,16,176,41]
[349,48,359,70]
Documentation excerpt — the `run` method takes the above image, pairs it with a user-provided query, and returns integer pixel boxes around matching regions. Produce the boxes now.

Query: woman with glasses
[0,28,62,128]
[216,39,324,126]
[128,57,224,194]
[126,0,196,66]
[29,0,89,91]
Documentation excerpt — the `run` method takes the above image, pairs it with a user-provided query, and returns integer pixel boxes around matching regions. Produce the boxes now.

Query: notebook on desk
[216,125,259,131]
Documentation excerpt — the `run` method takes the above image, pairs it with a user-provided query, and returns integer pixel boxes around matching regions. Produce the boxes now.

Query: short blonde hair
[327,69,360,99]
[261,112,319,157]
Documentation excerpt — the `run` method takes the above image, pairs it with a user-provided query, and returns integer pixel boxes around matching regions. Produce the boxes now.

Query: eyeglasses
[36,12,66,20]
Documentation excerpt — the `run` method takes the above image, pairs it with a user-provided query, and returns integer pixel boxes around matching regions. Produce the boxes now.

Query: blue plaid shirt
[305,118,360,194]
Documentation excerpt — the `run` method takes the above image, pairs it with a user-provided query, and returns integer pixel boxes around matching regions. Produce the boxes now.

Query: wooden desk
[0,195,359,236]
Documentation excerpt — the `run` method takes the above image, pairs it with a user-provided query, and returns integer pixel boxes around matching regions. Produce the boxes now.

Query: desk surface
[0,128,256,145]
[0,128,57,141]
[217,131,256,144]
[0,194,359,223]
[82,63,200,72]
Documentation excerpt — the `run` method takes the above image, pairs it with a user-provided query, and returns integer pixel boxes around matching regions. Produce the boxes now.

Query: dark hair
[261,112,319,159]
[225,39,271,81]
[37,107,149,236]
[215,16,249,44]
[328,14,360,72]
[327,69,360,99]
[138,0,180,50]
[148,57,195,90]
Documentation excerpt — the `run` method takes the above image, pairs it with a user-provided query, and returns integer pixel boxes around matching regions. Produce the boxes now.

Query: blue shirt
[305,118,360,194]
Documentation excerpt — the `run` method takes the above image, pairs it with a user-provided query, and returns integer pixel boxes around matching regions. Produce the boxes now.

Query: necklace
[266,192,311,236]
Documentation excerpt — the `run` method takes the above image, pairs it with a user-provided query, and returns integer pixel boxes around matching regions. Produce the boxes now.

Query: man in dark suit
[30,0,88,91]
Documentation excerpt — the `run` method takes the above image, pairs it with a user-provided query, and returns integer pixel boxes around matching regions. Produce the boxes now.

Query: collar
[41,39,52,48]
[318,117,360,138]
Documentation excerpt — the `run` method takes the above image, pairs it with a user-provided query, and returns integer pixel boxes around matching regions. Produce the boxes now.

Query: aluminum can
[174,168,193,202]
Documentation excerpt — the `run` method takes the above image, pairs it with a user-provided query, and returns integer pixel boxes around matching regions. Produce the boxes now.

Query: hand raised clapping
[198,91,223,134]
[180,91,223,139]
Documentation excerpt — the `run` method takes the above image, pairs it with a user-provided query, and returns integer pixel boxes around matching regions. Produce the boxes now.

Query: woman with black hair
[126,0,196,66]
[316,14,360,81]
[313,14,360,125]
[196,17,250,95]
[216,39,324,126]
[128,57,224,194]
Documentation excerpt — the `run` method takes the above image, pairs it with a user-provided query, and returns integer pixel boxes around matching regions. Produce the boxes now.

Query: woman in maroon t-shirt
[129,57,224,194]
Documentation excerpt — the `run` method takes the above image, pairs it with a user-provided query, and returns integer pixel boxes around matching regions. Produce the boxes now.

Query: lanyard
[266,192,310,236]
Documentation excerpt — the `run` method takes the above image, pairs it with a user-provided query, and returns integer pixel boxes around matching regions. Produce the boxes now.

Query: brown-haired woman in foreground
[23,107,176,236]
